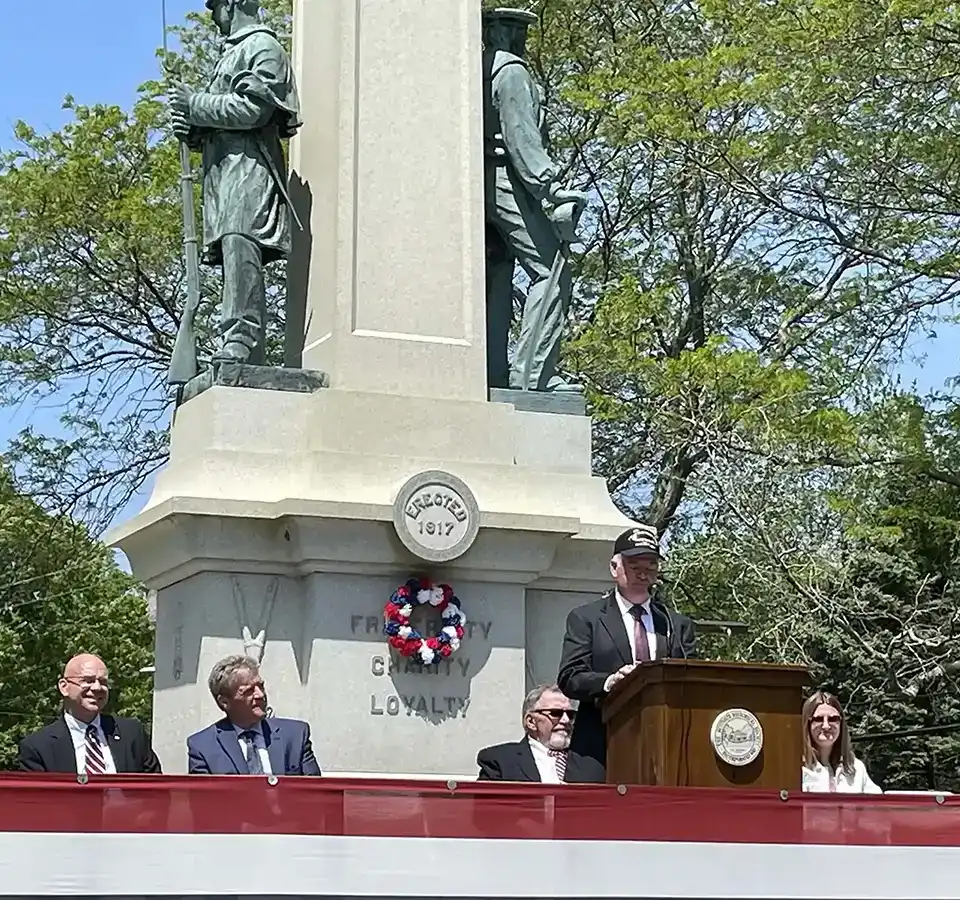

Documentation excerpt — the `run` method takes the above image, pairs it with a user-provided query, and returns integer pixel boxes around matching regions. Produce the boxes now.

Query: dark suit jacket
[477,739,606,783]
[17,714,162,774]
[187,717,321,775]
[557,590,696,766]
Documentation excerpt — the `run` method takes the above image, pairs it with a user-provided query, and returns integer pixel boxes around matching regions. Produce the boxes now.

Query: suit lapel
[216,719,249,774]
[53,717,79,774]
[563,751,582,783]
[99,715,125,773]
[515,741,540,782]
[263,719,284,775]
[599,591,632,666]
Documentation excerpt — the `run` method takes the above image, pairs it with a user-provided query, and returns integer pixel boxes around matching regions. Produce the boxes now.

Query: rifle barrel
[167,141,202,386]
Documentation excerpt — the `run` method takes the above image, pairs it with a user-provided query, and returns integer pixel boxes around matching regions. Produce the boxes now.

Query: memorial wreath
[383,576,466,665]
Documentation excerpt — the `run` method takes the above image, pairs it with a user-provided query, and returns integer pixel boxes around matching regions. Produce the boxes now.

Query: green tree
[0,469,154,769]
[669,396,960,791]
[0,0,291,530]
[532,0,960,529]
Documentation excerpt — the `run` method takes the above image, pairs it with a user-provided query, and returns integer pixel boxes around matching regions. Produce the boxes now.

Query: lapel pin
[113,734,121,741]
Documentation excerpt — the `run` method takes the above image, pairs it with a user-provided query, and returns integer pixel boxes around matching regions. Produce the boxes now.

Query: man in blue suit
[187,654,321,776]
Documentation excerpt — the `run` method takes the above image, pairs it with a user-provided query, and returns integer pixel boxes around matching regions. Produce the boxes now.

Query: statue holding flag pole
[165,0,302,386]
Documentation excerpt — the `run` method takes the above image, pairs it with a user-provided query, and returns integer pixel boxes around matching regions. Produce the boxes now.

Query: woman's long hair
[802,690,855,777]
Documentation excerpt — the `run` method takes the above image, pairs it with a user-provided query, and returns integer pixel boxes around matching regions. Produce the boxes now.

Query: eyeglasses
[63,676,110,689]
[533,708,576,721]
[809,714,841,726]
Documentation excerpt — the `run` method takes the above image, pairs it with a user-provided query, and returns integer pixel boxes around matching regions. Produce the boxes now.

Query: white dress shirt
[802,758,882,793]
[233,722,273,775]
[528,737,563,784]
[64,711,117,775]
[615,590,657,662]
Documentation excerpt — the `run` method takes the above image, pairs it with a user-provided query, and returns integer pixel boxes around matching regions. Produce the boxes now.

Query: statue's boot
[211,341,255,366]
[545,375,583,394]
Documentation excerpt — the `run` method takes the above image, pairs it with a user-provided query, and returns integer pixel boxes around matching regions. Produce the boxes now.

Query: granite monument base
[108,384,630,777]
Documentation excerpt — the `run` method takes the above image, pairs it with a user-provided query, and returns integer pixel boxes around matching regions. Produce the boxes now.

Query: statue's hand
[169,82,194,116]
[546,187,589,243]
[166,82,195,139]
[170,109,192,140]
[548,186,589,209]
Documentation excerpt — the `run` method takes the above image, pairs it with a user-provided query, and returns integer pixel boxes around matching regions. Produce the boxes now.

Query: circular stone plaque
[709,708,763,767]
[392,470,480,563]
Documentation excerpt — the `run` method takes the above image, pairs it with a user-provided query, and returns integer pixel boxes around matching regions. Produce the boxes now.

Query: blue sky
[0,1,197,141]
[0,1,956,526]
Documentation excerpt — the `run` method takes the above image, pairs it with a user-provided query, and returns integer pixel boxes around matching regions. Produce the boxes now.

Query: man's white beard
[546,731,571,751]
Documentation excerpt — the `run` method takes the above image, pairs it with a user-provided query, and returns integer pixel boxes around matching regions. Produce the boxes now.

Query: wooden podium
[601,659,809,789]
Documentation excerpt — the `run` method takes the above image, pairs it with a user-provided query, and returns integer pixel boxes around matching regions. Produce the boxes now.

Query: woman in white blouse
[801,690,882,793]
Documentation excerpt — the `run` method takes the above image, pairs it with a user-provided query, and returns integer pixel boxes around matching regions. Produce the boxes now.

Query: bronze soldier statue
[167,0,301,375]
[483,8,588,393]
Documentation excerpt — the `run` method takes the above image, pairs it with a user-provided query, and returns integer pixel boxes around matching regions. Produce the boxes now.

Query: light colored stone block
[524,589,597,691]
[132,388,628,543]
[144,528,582,777]
[286,0,487,402]
[300,574,523,777]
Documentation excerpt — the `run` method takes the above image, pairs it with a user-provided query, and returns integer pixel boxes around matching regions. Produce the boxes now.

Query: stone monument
[108,0,634,779]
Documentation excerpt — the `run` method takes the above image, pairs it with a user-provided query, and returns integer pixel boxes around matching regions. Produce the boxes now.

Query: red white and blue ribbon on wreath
[383,577,466,665]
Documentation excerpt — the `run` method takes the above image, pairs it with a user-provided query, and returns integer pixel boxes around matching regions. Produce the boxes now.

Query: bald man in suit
[18,653,161,774]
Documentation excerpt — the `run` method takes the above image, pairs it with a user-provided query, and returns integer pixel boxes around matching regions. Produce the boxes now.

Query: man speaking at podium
[558,526,696,767]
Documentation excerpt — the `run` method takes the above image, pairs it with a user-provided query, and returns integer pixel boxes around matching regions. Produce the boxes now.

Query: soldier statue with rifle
[166,0,301,385]
[483,7,588,393]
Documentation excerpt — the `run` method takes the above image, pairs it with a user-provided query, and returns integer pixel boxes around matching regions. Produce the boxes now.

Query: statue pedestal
[108,386,631,776]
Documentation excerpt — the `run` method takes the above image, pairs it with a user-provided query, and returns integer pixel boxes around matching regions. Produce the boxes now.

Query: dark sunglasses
[534,708,576,721]
[810,714,841,725]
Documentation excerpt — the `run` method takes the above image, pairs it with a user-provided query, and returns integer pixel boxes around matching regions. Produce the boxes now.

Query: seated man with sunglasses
[476,684,605,783]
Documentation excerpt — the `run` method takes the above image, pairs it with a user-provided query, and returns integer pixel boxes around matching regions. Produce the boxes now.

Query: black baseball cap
[613,526,661,558]
[482,8,538,27]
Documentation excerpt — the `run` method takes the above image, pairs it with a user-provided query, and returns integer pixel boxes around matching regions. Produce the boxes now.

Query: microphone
[661,601,676,658]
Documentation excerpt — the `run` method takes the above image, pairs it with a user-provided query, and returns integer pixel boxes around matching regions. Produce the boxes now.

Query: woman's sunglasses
[809,714,841,726]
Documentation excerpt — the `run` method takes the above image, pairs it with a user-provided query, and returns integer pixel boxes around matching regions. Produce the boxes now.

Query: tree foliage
[0,0,291,530]
[516,0,960,529]
[668,405,960,791]
[0,470,154,769]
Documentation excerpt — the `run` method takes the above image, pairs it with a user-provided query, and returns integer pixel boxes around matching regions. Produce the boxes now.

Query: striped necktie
[84,725,106,775]
[549,749,568,782]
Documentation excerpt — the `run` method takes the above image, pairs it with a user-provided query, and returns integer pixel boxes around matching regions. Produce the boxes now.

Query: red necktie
[630,605,651,662]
